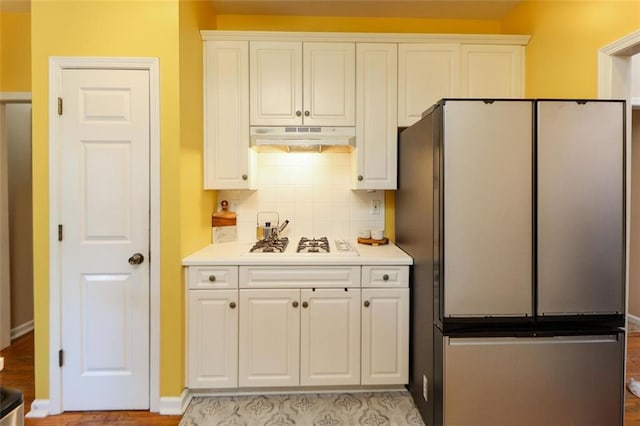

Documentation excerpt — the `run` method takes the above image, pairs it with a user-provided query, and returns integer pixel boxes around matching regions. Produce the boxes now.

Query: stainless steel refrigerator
[396,99,626,425]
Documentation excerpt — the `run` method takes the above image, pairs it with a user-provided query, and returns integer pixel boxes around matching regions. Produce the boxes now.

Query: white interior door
[60,68,150,410]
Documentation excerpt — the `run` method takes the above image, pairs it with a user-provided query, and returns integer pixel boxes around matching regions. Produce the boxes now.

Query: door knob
[128,253,145,265]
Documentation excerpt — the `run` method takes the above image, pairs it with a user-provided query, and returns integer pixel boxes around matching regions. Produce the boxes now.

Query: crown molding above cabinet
[200,30,531,46]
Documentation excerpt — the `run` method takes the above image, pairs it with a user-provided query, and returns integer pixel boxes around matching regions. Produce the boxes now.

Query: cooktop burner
[297,237,330,253]
[249,237,289,253]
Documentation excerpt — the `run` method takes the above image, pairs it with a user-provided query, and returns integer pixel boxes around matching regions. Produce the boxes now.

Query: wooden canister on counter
[212,200,237,243]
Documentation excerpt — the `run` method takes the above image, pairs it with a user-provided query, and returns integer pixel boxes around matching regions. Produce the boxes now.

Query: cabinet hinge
[58,349,64,367]
[57,97,63,115]
[58,224,63,242]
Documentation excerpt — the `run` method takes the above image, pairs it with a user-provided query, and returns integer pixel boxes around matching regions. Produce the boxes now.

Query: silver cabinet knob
[128,253,144,265]
[242,174,248,180]
[357,175,364,181]
[208,275,216,282]
[296,111,302,117]
[229,302,236,309]
[364,300,370,308]
[292,301,299,308]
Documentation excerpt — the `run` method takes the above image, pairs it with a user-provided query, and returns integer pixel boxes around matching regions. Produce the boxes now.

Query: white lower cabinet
[186,264,409,390]
[238,288,361,387]
[361,288,409,385]
[300,288,361,386]
[187,289,238,389]
[238,289,300,387]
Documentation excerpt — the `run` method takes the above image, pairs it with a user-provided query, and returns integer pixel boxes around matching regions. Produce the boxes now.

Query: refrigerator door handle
[447,335,620,346]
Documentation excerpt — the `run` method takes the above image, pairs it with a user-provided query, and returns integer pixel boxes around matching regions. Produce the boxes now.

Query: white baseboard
[159,389,191,415]
[11,320,33,340]
[628,314,640,325]
[25,399,51,418]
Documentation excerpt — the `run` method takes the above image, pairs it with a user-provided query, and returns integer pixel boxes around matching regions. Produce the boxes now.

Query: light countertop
[182,239,413,266]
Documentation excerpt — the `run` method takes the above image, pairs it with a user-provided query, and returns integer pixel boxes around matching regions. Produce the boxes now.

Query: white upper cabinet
[461,44,525,98]
[203,40,255,190]
[250,41,355,126]
[398,44,461,127]
[354,43,398,190]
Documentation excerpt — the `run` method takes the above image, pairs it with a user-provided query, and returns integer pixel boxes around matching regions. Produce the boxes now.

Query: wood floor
[2,330,640,425]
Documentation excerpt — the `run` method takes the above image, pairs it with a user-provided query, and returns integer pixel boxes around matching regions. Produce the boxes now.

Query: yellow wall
[0,12,31,91]
[502,0,640,98]
[180,0,217,257]
[31,0,182,398]
[215,14,501,33]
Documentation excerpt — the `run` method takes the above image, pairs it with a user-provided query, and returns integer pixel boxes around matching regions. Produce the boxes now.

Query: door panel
[443,100,533,317]
[188,290,238,388]
[250,41,302,125]
[61,68,149,410]
[361,288,409,385]
[300,289,360,386]
[537,101,624,315]
[239,289,300,387]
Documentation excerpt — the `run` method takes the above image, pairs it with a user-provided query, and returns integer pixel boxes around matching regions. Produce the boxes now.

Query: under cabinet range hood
[250,126,355,153]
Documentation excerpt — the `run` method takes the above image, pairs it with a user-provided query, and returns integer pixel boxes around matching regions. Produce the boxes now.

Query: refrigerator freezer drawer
[442,333,624,425]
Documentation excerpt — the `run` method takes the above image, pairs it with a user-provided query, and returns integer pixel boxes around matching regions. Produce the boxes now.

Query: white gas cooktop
[246,236,359,257]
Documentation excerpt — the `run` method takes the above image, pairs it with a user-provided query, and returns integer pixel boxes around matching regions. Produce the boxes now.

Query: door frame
[47,57,160,414]
[598,30,640,328]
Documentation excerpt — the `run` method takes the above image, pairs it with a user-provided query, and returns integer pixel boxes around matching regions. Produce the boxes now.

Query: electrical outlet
[370,199,381,215]
[423,374,428,401]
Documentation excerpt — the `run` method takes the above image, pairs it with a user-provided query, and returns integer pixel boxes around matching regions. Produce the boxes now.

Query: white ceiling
[0,0,521,20]
[208,0,523,20]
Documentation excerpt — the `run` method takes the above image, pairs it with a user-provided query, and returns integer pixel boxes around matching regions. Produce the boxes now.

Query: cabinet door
[204,40,253,189]
[398,43,461,127]
[461,44,524,98]
[187,290,238,388]
[300,288,360,386]
[239,289,300,387]
[353,43,398,190]
[361,288,409,385]
[250,41,303,126]
[303,42,355,126]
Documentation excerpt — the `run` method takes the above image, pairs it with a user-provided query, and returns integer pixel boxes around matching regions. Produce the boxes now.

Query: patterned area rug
[180,391,425,426]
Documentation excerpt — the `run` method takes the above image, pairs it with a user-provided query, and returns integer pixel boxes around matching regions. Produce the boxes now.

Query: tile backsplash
[216,152,385,241]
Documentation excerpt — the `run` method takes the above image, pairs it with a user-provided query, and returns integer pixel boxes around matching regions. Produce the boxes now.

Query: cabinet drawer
[188,266,238,289]
[362,266,409,288]
[239,266,361,288]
